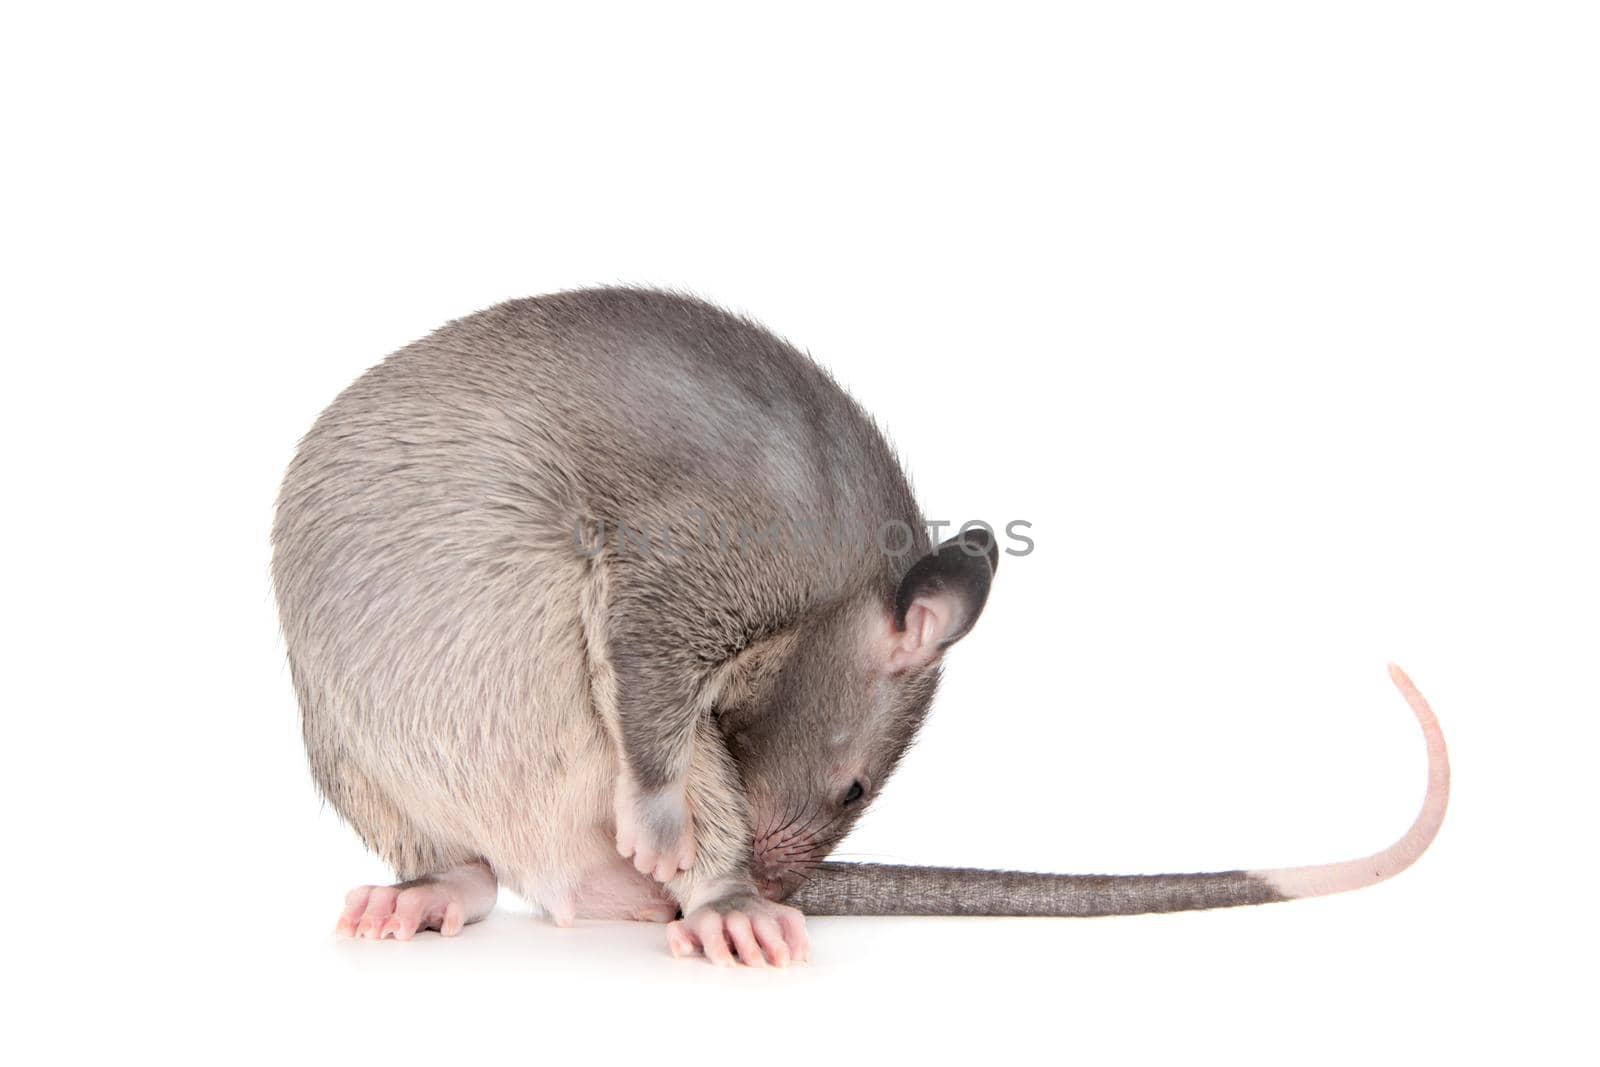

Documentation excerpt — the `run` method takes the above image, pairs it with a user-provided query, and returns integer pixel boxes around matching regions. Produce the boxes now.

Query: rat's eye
[840,780,866,807]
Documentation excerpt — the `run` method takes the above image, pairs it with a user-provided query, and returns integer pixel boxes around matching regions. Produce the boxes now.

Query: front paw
[666,891,810,967]
[614,777,696,883]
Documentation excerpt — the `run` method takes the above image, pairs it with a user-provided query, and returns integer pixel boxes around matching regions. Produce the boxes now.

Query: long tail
[788,664,1448,917]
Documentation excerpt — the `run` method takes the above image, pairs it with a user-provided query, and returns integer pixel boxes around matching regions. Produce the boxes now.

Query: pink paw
[335,882,469,941]
[667,894,809,967]
[614,778,696,883]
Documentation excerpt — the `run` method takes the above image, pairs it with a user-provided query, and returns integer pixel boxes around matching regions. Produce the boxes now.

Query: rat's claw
[336,886,373,937]
[667,921,698,958]
[750,912,790,967]
[618,830,695,882]
[696,910,739,966]
[650,842,695,883]
[614,777,696,883]
[776,906,810,963]
[669,894,808,967]
[352,885,399,939]
[334,863,496,941]
[723,912,768,967]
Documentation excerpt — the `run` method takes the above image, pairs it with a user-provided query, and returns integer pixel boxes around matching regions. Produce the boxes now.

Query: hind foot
[336,859,497,940]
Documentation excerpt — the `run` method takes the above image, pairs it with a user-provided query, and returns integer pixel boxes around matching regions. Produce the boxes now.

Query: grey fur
[273,288,954,917]
[275,287,1444,927]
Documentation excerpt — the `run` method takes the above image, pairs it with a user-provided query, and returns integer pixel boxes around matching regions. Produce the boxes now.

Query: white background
[4,2,1595,1063]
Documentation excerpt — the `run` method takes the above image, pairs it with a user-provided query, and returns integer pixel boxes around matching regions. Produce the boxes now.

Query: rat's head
[713,529,998,900]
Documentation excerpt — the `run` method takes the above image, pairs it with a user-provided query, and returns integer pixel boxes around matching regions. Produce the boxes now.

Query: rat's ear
[885,527,997,673]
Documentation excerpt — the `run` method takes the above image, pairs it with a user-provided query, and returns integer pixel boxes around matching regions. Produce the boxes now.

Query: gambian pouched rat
[272,287,1449,966]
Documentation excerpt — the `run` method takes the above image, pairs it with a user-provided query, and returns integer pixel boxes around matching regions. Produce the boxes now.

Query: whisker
[768,815,840,861]
[769,831,823,860]
[774,802,832,849]
[757,801,809,848]
[763,799,824,853]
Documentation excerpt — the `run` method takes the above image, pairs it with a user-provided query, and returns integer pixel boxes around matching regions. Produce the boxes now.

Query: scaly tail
[788,664,1448,917]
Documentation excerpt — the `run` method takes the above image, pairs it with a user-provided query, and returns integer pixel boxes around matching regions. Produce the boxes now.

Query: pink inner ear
[885,597,952,673]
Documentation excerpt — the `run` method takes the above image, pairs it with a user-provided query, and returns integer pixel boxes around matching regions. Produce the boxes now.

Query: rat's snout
[751,843,824,902]
[750,831,808,900]
[751,860,810,902]
[749,789,850,901]
[750,846,792,899]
